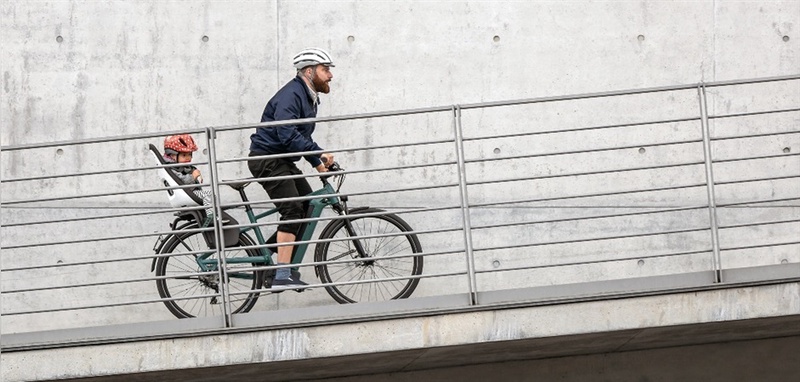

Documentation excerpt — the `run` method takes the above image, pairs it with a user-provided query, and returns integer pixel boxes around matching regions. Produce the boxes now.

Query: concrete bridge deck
[3,273,799,381]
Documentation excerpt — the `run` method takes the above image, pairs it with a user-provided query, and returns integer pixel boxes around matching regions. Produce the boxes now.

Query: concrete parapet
[2,282,798,381]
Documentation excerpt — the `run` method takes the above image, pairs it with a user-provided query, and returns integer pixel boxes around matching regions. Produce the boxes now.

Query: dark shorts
[248,153,312,235]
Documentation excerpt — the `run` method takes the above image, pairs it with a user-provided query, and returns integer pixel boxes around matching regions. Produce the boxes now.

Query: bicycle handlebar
[327,161,342,172]
[320,161,345,190]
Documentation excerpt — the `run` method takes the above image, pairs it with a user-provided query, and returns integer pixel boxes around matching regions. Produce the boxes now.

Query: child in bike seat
[163,134,227,224]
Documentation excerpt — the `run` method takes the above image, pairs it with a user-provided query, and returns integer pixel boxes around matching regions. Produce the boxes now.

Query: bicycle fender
[150,217,198,272]
[347,206,376,214]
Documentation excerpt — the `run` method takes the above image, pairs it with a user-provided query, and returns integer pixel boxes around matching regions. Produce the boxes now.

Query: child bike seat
[149,144,240,247]
[149,144,204,208]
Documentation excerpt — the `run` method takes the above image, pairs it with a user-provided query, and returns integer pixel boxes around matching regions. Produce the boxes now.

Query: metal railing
[1,74,799,350]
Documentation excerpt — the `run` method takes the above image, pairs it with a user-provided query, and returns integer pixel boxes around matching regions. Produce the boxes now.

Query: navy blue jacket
[250,76,324,167]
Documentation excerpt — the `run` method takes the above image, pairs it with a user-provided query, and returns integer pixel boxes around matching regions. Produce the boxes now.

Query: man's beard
[312,75,330,94]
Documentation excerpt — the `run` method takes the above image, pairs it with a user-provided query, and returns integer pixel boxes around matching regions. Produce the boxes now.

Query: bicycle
[148,145,423,319]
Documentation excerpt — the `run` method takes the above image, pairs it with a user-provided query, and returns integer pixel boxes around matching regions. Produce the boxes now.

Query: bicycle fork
[333,203,373,264]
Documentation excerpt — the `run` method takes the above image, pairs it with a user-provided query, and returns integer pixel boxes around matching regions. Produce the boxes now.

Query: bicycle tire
[155,223,266,319]
[314,209,423,303]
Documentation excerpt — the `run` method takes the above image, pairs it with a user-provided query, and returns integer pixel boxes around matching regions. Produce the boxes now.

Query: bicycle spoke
[169,256,199,273]
[156,227,263,318]
[328,263,363,282]
[371,268,392,300]
[378,238,408,258]
[167,281,199,298]
[317,212,422,304]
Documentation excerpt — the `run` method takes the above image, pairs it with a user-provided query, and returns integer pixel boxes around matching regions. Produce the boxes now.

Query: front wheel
[155,224,266,319]
[314,209,423,303]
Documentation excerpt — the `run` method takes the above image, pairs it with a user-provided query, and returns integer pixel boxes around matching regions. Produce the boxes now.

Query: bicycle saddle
[226,180,252,191]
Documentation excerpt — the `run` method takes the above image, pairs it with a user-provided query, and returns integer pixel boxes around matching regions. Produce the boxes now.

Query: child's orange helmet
[164,134,198,155]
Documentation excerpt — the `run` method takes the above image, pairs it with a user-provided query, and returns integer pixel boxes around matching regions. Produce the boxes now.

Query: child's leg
[196,189,228,225]
[193,189,214,216]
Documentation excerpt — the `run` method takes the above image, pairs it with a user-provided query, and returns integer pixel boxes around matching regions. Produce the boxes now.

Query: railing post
[204,127,233,326]
[452,105,479,305]
[697,84,723,283]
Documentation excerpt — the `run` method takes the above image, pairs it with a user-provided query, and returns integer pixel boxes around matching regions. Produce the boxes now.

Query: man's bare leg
[276,231,295,264]
[272,231,307,287]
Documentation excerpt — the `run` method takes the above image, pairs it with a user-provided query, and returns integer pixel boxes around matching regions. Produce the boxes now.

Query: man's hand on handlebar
[315,153,335,173]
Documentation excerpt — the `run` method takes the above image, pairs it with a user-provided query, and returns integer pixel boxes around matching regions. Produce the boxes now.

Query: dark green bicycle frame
[195,182,339,275]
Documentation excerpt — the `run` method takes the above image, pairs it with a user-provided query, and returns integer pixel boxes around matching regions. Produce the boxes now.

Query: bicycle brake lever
[327,161,342,172]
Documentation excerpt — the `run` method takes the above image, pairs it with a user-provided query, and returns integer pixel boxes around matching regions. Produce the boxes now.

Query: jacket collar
[294,75,320,106]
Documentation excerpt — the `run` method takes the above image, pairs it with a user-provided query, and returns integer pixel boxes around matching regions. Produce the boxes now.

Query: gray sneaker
[271,275,308,290]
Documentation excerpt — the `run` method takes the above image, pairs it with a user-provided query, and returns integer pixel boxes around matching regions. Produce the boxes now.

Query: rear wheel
[155,224,266,319]
[315,209,423,303]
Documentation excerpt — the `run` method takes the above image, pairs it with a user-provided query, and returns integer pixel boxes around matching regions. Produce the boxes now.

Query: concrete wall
[3,0,797,152]
[1,1,799,335]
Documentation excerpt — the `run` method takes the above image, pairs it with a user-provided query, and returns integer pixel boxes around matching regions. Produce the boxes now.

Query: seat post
[239,188,253,214]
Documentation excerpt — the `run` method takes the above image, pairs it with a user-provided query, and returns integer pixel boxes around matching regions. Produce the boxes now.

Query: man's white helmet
[293,47,335,69]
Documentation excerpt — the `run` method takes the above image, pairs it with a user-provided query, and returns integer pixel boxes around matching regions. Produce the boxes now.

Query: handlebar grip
[319,162,342,182]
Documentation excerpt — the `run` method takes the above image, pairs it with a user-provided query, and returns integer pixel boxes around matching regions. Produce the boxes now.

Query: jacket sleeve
[272,93,324,167]
[170,167,198,185]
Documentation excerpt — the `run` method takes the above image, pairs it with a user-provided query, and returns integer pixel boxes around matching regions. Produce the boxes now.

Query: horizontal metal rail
[2,269,219,295]
[713,152,800,164]
[1,206,189,228]
[0,159,212,184]
[0,127,207,152]
[456,74,800,110]
[474,227,711,253]
[474,248,714,274]
[714,174,800,186]
[710,128,800,142]
[1,291,221,317]
[243,270,465,297]
[707,106,800,122]
[216,183,462,213]
[216,138,456,166]
[1,223,213,250]
[217,161,458,191]
[467,160,706,187]
[471,205,709,231]
[717,197,800,208]
[1,247,214,272]
[220,203,464,234]
[466,139,705,164]
[719,240,800,252]
[470,182,709,209]
[718,218,800,230]
[462,116,701,142]
[227,224,462,253]
[226,251,462,284]
[1,181,214,206]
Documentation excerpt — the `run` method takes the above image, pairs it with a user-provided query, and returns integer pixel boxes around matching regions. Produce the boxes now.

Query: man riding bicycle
[247,47,336,288]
